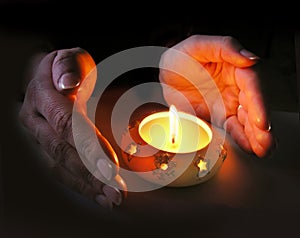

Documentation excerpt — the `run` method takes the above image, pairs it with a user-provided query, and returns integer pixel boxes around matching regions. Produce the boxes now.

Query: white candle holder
[120,104,227,187]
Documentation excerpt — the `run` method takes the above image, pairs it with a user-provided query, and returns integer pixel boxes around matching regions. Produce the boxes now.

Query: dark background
[1,2,300,238]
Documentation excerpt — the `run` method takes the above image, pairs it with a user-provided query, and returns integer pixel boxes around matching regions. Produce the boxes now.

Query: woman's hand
[159,35,275,158]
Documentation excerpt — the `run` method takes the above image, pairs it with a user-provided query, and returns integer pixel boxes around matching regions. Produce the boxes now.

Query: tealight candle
[138,105,212,154]
[120,103,227,187]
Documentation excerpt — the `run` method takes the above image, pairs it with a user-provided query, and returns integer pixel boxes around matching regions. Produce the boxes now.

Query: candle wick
[172,136,175,144]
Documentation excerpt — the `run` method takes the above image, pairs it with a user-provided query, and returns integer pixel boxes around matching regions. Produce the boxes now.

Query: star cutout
[126,143,137,155]
[197,160,207,172]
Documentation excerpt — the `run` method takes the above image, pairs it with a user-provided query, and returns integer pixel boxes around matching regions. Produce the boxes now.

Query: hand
[159,35,275,158]
[19,47,126,209]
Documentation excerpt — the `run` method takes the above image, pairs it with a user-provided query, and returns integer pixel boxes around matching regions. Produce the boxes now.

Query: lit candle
[138,105,212,153]
[120,104,227,187]
[169,105,179,145]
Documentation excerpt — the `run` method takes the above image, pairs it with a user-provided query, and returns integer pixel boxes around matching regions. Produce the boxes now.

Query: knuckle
[76,137,99,163]
[86,173,97,185]
[186,34,199,42]
[86,172,104,192]
[50,106,73,140]
[222,35,236,46]
[49,139,72,164]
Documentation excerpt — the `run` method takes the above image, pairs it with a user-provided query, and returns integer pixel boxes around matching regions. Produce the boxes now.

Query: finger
[20,112,123,207]
[244,116,274,158]
[21,112,92,177]
[237,106,248,126]
[94,195,113,209]
[52,47,97,96]
[52,164,101,199]
[52,164,121,209]
[28,116,123,207]
[253,125,275,158]
[53,161,124,208]
[32,83,119,181]
[244,118,264,157]
[31,51,118,176]
[224,116,252,153]
[20,101,115,182]
[102,185,123,206]
[72,111,120,180]
[235,68,270,130]
[173,35,259,67]
[32,51,75,141]
[33,48,96,104]
[249,124,274,158]
[33,51,98,147]
[95,175,127,207]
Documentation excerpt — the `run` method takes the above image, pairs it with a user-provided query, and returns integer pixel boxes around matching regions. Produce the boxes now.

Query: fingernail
[103,185,122,206]
[240,49,260,60]
[266,122,272,132]
[94,194,113,209]
[255,117,270,131]
[97,159,113,181]
[59,73,80,90]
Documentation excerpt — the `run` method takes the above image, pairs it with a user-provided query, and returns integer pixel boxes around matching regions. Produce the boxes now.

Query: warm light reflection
[160,163,169,171]
[169,105,179,145]
[197,160,207,172]
[138,105,212,153]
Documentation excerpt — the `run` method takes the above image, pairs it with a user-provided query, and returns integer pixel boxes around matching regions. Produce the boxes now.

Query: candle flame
[169,105,179,145]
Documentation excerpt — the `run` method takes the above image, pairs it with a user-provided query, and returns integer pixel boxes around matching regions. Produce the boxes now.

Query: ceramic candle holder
[120,103,227,187]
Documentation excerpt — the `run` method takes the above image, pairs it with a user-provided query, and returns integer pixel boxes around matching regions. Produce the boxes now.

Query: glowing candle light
[138,105,212,153]
[121,104,227,187]
[169,105,179,145]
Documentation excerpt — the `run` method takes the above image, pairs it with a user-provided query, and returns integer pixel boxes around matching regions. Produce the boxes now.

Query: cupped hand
[159,35,275,158]
[19,48,126,209]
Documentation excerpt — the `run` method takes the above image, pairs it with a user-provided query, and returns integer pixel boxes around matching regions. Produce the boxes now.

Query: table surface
[6,93,300,238]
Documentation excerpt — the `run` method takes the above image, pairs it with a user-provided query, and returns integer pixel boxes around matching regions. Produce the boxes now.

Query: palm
[160,61,240,127]
[159,35,274,158]
[202,61,240,122]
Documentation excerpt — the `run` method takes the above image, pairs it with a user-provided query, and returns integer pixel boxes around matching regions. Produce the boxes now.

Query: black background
[1,2,300,238]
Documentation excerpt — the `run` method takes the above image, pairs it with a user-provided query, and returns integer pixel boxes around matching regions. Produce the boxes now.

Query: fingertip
[254,116,271,131]
[252,128,275,159]
[224,116,252,153]
[103,185,122,206]
[240,49,260,61]
[51,47,96,96]
[94,194,113,210]
[221,37,259,67]
[96,159,114,181]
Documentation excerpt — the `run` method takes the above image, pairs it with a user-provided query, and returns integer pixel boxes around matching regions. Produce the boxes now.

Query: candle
[138,105,212,153]
[120,103,227,187]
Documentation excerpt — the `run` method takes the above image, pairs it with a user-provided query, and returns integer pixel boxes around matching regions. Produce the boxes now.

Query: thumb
[52,47,97,100]
[173,35,260,67]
